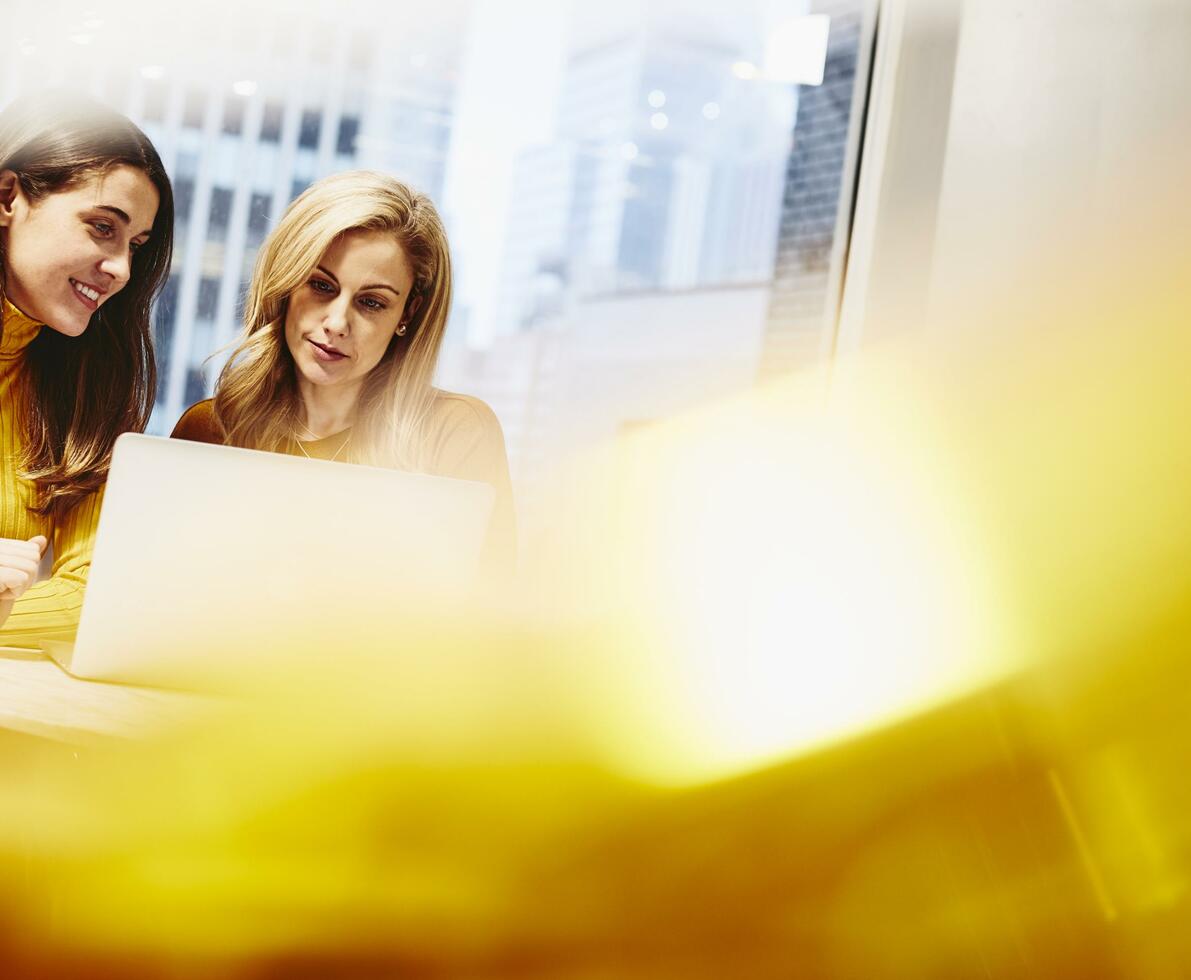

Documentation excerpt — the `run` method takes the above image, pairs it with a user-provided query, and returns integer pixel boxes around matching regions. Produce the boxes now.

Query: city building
[758,0,871,378]
[491,15,797,337]
[440,3,870,532]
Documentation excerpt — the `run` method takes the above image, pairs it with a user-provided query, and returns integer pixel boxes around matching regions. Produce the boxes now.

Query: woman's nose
[323,299,350,334]
[99,250,132,290]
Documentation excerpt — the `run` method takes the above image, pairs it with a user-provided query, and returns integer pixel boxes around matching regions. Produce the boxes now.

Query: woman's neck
[296,380,361,439]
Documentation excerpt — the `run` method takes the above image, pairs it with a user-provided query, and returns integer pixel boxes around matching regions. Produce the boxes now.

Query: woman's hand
[0,535,48,602]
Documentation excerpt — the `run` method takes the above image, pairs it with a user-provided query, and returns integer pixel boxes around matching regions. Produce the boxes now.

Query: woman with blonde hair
[171,170,514,566]
[0,92,173,642]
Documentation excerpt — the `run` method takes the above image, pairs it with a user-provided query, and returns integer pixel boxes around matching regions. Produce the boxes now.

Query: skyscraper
[494,13,796,335]
[757,0,872,378]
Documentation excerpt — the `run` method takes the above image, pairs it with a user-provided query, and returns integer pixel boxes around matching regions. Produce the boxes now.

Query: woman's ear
[0,170,21,227]
[404,289,424,325]
[395,289,423,337]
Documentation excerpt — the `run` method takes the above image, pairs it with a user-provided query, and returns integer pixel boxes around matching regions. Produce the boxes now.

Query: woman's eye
[359,296,386,312]
[309,279,334,294]
[91,221,115,237]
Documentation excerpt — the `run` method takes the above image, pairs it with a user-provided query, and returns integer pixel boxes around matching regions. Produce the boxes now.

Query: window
[184,367,208,407]
[197,277,221,320]
[222,96,246,135]
[336,115,360,156]
[207,187,234,242]
[298,110,321,150]
[182,89,206,129]
[260,101,283,142]
[234,278,251,322]
[173,177,195,225]
[152,279,177,388]
[247,193,272,242]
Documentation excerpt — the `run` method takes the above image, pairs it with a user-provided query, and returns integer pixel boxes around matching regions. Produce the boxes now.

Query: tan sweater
[0,301,104,647]
[171,396,516,572]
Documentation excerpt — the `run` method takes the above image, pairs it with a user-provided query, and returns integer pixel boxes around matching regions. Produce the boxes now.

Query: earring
[395,321,408,337]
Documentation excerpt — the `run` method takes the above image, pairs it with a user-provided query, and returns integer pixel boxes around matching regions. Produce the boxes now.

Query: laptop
[42,433,495,690]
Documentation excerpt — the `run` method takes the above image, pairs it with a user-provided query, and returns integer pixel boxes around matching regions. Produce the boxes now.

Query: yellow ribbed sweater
[0,300,103,648]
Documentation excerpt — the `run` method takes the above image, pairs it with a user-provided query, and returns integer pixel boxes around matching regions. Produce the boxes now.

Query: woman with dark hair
[0,92,174,641]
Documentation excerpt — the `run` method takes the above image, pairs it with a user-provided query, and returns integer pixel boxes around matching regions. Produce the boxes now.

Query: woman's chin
[297,362,350,386]
[41,309,91,338]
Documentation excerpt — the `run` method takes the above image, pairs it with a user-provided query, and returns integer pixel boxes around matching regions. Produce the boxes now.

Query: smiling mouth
[308,338,348,361]
[70,278,103,309]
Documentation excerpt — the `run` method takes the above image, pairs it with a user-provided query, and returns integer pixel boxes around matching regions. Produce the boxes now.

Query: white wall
[839,0,1191,348]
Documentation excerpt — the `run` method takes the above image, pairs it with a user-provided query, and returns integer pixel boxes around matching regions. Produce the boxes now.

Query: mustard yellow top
[0,300,104,647]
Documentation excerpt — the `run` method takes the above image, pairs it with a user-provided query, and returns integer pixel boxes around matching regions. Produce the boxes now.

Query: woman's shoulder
[170,399,224,444]
[428,389,502,435]
[424,389,508,484]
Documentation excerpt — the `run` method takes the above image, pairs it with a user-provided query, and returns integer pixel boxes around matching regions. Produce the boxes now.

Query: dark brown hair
[0,91,173,517]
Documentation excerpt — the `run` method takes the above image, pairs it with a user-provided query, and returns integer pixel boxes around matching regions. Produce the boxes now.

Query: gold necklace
[292,429,351,463]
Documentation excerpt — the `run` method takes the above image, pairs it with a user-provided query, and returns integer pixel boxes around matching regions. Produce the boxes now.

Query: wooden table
[0,647,212,744]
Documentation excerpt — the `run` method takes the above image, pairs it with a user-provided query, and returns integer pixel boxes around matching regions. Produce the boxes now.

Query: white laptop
[42,433,495,690]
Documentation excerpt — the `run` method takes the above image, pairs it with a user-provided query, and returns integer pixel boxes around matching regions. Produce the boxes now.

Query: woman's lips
[309,338,348,362]
[69,278,100,312]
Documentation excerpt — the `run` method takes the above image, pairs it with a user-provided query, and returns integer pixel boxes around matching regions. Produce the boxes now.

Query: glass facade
[0,0,871,539]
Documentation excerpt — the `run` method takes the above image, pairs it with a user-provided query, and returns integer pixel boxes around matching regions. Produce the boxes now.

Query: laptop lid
[55,434,495,689]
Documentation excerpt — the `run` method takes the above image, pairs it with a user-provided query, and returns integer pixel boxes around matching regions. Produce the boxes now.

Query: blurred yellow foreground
[2,197,1190,979]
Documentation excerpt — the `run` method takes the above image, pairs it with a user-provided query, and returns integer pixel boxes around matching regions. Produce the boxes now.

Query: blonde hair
[213,171,451,470]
